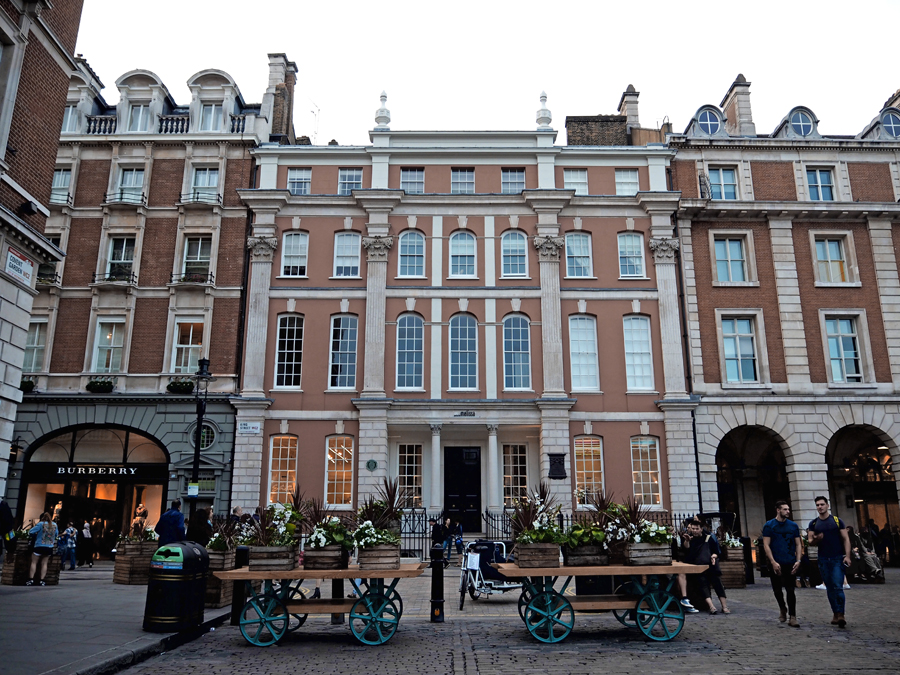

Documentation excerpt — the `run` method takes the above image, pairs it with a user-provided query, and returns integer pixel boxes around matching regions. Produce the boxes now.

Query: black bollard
[331,578,344,624]
[430,544,445,622]
[230,545,250,626]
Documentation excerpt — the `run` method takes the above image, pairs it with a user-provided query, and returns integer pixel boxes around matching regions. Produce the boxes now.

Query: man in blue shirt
[807,496,851,628]
[762,500,802,627]
[155,499,185,546]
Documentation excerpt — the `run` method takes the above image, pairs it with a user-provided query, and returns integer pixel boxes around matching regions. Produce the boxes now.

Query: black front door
[443,447,482,533]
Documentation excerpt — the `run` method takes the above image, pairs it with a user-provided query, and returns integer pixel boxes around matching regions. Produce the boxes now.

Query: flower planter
[719,559,746,589]
[563,545,609,567]
[249,545,299,572]
[113,544,154,585]
[206,550,236,607]
[624,542,672,566]
[357,544,401,570]
[514,543,560,568]
[303,545,349,570]
[1,539,60,586]
[166,381,195,395]
[85,381,114,394]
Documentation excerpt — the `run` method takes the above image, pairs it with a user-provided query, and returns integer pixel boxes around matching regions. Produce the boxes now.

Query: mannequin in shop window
[131,504,149,538]
[52,502,62,523]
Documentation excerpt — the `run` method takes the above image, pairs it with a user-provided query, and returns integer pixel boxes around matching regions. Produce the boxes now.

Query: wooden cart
[214,562,427,647]
[494,561,708,643]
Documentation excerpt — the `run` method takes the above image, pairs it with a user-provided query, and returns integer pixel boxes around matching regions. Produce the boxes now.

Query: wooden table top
[493,561,708,577]
[214,561,428,581]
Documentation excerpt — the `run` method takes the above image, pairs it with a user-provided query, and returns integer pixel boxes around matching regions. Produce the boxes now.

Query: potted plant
[613,497,673,566]
[238,503,303,571]
[19,379,35,394]
[717,531,746,589]
[304,515,353,569]
[113,527,157,585]
[510,482,564,568]
[205,517,237,607]
[355,476,408,536]
[85,379,114,394]
[166,380,195,394]
[353,519,401,570]
[564,489,615,566]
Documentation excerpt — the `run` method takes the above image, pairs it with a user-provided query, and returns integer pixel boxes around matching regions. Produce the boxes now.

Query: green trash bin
[143,542,209,632]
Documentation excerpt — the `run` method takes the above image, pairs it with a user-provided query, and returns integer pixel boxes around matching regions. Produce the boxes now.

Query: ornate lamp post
[189,358,215,520]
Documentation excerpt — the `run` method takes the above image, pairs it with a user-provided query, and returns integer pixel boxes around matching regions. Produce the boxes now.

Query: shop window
[326,435,354,507]
[398,444,423,508]
[503,444,527,507]
[269,435,298,504]
[574,436,603,506]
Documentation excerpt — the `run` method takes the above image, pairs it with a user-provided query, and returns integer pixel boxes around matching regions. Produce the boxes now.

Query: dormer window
[790,110,814,136]
[882,111,900,138]
[61,105,78,133]
[698,110,720,135]
[128,104,150,132]
[200,104,223,131]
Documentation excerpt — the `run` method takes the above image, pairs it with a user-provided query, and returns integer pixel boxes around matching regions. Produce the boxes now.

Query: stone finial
[536,91,552,130]
[374,91,391,130]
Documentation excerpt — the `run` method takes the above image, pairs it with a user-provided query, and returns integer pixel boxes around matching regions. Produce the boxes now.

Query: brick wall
[271,70,296,143]
[848,163,895,202]
[209,297,240,374]
[671,160,699,198]
[41,0,84,55]
[217,217,247,286]
[63,217,102,284]
[223,155,251,207]
[49,297,91,372]
[565,116,628,146]
[0,183,43,231]
[74,160,111,207]
[793,222,891,383]
[148,158,185,206]
[751,162,797,201]
[0,1,20,22]
[129,298,168,373]
[691,221,786,383]
[139,218,178,285]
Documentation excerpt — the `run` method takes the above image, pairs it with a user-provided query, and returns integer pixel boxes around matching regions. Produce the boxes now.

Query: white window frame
[617,232,645,278]
[400,168,425,194]
[398,443,423,508]
[449,313,478,391]
[127,104,150,132]
[395,313,425,391]
[708,166,738,200]
[502,314,532,391]
[631,436,662,506]
[568,315,600,392]
[23,320,48,372]
[338,168,363,195]
[269,435,298,505]
[397,230,426,278]
[61,105,78,133]
[287,168,311,196]
[623,315,654,392]
[182,236,212,280]
[328,314,358,390]
[116,167,144,203]
[615,169,639,196]
[818,309,875,387]
[50,168,71,204]
[451,168,475,194]
[171,318,204,374]
[332,232,361,278]
[501,168,525,194]
[500,230,528,278]
[563,169,588,196]
[714,309,772,388]
[809,230,859,287]
[709,230,759,286]
[806,168,835,201]
[574,436,604,507]
[449,231,477,279]
[565,232,593,278]
[106,236,136,280]
[697,109,721,135]
[281,231,309,277]
[502,443,528,507]
[199,103,223,132]
[91,318,126,373]
[275,314,304,388]
[325,435,354,508]
[190,167,219,201]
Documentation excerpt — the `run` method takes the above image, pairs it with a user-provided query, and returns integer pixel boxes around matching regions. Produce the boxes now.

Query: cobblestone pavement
[122,567,900,675]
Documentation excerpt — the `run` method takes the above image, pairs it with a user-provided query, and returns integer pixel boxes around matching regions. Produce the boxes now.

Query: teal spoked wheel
[386,587,404,618]
[284,584,308,631]
[613,583,638,627]
[239,594,289,647]
[349,594,401,645]
[636,590,685,641]
[517,587,533,622]
[523,591,574,643]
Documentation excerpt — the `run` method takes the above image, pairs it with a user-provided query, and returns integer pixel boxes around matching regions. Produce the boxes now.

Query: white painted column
[485,299,497,399]
[533,236,566,397]
[431,216,443,286]
[677,219,705,387]
[769,218,811,390]
[868,218,900,388]
[486,424,501,511]
[430,298,442,398]
[430,424,442,511]
[361,236,392,397]
[243,235,278,397]
[649,238,687,398]
[484,216,496,287]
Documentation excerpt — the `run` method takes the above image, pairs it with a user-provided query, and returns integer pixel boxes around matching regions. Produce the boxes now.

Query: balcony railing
[180,191,222,205]
[105,190,147,205]
[49,192,73,206]
[36,271,60,285]
[171,271,214,284]
[86,115,118,135]
[159,115,189,134]
[230,114,247,133]
[93,270,137,284]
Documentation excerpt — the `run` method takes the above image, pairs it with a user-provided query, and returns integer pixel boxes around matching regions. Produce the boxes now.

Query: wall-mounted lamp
[18,201,37,216]
[8,437,23,463]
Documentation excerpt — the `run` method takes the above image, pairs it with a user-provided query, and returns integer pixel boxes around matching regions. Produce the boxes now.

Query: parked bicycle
[458,540,523,610]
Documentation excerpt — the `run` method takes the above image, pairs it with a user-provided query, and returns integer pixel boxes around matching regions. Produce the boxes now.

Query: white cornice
[678,198,900,220]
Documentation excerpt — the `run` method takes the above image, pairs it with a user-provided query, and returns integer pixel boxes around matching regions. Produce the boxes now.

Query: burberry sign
[57,466,138,475]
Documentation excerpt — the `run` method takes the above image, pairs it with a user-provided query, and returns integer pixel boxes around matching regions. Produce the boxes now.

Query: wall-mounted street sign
[453,411,476,417]
[237,421,262,434]
[5,246,33,285]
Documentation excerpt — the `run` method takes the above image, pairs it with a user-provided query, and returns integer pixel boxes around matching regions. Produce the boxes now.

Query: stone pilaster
[243,235,277,397]
[430,424,442,511]
[533,235,566,397]
[361,235,392,397]
[355,399,391,501]
[649,237,688,398]
[536,399,575,510]
[769,218,811,389]
[787,460,830,528]
[868,218,900,388]
[677,219,705,387]
[657,399,700,513]
[229,398,272,510]
[486,424,501,511]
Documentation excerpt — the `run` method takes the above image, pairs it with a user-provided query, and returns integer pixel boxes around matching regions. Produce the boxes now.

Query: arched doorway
[716,426,790,538]
[827,426,898,536]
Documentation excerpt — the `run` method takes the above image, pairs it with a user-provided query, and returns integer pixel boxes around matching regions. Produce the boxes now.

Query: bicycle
[458,540,522,610]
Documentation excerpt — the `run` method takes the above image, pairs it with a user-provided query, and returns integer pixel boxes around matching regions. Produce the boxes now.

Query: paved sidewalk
[0,561,229,675]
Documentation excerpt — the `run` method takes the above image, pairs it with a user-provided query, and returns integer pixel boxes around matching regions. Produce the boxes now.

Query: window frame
[338,168,363,195]
[117,167,145,203]
[328,314,359,390]
[127,104,150,132]
[806,168,835,201]
[281,231,309,277]
[708,166,738,200]
[61,105,78,133]
[818,309,875,387]
[616,232,646,279]
[709,230,759,287]
[565,232,593,278]
[502,443,528,508]
[171,318,204,374]
[714,308,772,388]
[325,435,354,508]
[568,315,600,392]
[400,168,425,194]
[615,168,640,196]
[395,313,425,391]
[502,314,532,391]
[397,230,426,278]
[268,435,298,505]
[697,109,721,135]
[199,103,223,132]
[50,168,71,205]
[449,230,477,279]
[500,230,528,279]
[23,319,48,372]
[287,167,312,196]
[91,318,126,373]
[630,436,662,506]
[808,230,860,287]
[501,168,525,194]
[574,436,604,508]
[182,236,212,280]
[274,313,304,388]
[106,235,136,280]
[623,315,655,392]
[563,168,589,196]
[397,443,423,508]
[451,168,475,194]
[332,232,361,278]
[448,313,478,391]
[190,166,219,201]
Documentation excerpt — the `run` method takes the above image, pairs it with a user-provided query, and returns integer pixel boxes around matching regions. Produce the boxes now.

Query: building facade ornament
[362,235,393,262]
[247,236,278,261]
[533,235,564,262]
[649,237,679,263]
[486,424,499,435]
[430,424,443,435]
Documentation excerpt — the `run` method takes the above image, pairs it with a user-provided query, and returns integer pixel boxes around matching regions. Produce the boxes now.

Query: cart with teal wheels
[495,561,707,643]
[215,563,427,647]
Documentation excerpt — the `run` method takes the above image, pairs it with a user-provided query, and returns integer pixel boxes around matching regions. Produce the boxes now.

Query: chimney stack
[262,53,298,144]
[617,85,640,130]
[720,74,755,137]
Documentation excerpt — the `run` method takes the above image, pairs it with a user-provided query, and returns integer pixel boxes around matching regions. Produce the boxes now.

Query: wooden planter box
[119,541,157,555]
[302,545,348,570]
[624,542,672,566]
[113,547,153,585]
[357,544,401,570]
[248,545,298,572]
[1,540,60,586]
[206,550,236,608]
[563,545,609,566]
[515,543,560,568]
[719,559,746,589]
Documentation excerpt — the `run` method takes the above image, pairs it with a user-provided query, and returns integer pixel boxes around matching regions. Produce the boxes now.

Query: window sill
[619,276,650,281]
[721,382,771,390]
[564,276,597,280]
[447,276,479,281]
[570,389,603,395]
[826,382,877,390]
[394,388,426,393]
[276,275,308,280]
[395,276,428,280]
[329,276,362,280]
[814,281,862,288]
[503,389,534,393]
[325,389,358,394]
[271,387,303,392]
[712,281,760,287]
[500,276,531,281]
[447,389,480,393]
[625,390,659,395]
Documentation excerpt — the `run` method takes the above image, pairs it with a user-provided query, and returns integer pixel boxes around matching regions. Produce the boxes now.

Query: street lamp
[189,357,215,520]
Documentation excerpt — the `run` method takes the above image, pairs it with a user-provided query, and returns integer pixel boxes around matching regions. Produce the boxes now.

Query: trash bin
[143,541,209,632]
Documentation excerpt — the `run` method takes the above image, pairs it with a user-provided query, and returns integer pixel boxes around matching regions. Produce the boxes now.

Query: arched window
[449,314,478,389]
[275,314,304,387]
[326,435,354,506]
[501,230,527,278]
[282,232,309,277]
[398,230,425,277]
[502,315,531,390]
[396,314,424,389]
[269,435,297,504]
[449,231,476,277]
[574,436,603,506]
[623,315,653,390]
[617,233,644,278]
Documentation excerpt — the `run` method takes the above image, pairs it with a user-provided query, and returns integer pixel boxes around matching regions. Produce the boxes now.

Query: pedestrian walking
[60,522,77,571]
[807,496,851,628]
[77,520,93,567]
[762,500,802,627]
[25,512,58,586]
[155,499,186,546]
[684,520,729,614]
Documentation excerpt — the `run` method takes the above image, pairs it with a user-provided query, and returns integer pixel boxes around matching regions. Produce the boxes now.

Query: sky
[76,0,896,146]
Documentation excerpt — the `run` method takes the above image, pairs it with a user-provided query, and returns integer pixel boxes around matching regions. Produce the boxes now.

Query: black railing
[483,509,512,541]
[36,271,60,285]
[49,192,73,206]
[93,270,137,284]
[105,190,147,205]
[180,191,222,204]
[171,271,214,284]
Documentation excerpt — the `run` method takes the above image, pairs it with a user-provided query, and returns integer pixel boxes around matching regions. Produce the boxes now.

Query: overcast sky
[77,0,896,146]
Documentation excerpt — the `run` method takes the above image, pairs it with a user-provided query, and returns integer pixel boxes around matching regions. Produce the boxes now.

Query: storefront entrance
[443,447,482,533]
